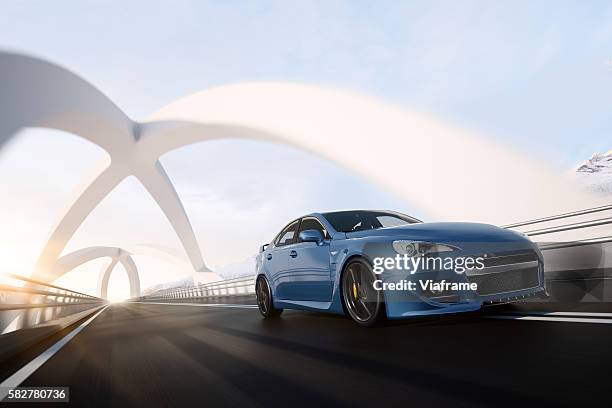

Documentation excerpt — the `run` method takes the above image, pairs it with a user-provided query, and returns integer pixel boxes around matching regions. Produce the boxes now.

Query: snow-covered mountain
[575,150,612,195]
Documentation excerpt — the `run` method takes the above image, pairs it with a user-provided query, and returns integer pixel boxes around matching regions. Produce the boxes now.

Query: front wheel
[341,259,385,327]
[256,276,282,318]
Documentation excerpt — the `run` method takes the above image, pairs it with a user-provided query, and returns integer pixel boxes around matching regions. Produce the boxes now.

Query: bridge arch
[97,256,139,300]
[51,244,221,299]
[141,83,602,225]
[52,246,140,298]
[0,52,209,282]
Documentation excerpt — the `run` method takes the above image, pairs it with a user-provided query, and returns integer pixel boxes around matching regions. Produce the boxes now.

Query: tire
[256,276,282,318]
[341,258,385,327]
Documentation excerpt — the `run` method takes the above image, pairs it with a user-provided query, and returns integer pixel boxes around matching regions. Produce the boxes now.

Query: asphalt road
[7,302,611,407]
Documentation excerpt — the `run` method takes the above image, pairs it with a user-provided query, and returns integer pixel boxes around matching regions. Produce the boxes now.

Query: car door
[284,217,332,302]
[266,219,300,300]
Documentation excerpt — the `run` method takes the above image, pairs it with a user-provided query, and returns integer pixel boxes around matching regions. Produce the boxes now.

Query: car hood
[344,222,527,243]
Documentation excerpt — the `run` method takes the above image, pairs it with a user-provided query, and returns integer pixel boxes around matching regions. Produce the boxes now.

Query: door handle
[266,253,272,260]
[289,250,298,258]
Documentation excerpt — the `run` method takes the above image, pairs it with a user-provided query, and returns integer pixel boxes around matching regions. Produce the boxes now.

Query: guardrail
[0,273,106,335]
[503,205,612,301]
[537,236,612,251]
[502,204,612,229]
[502,204,612,250]
[134,275,256,303]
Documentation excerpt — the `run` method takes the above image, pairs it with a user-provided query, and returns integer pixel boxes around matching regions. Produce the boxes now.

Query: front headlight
[392,240,460,256]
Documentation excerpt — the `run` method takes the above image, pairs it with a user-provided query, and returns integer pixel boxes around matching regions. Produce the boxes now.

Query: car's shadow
[275,308,485,329]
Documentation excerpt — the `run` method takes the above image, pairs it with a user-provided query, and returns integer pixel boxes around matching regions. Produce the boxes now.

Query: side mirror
[299,229,324,244]
[260,243,269,253]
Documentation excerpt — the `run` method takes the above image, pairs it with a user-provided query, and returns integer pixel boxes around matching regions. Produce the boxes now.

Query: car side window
[275,220,300,247]
[376,215,408,228]
[298,217,330,241]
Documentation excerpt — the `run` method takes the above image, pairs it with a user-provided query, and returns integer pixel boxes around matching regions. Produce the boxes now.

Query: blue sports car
[255,210,546,327]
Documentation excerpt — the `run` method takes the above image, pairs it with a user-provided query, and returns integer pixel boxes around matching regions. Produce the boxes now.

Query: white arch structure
[50,246,140,298]
[49,245,192,299]
[0,51,604,293]
[0,51,216,288]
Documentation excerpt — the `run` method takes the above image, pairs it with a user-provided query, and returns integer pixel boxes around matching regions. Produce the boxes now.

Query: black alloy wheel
[256,276,282,318]
[341,258,385,327]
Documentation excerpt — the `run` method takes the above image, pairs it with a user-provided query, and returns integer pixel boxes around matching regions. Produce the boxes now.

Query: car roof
[305,210,422,225]
[313,209,421,221]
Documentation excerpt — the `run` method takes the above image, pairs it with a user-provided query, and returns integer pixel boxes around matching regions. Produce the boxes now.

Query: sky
[1,0,611,299]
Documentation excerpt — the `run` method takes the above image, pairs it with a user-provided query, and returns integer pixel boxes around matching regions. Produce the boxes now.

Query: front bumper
[367,243,546,319]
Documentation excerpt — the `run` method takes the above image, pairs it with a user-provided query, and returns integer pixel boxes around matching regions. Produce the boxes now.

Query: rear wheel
[341,259,384,327]
[256,276,282,318]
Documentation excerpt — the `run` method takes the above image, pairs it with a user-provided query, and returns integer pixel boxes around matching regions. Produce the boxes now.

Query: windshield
[322,210,421,233]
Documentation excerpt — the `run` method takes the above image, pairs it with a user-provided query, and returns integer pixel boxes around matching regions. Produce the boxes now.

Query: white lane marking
[504,311,612,318]
[488,315,612,324]
[129,301,258,309]
[0,305,109,400]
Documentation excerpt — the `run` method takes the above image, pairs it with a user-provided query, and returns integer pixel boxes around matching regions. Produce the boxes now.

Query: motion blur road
[5,302,611,407]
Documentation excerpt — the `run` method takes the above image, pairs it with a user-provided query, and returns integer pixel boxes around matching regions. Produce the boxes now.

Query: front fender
[329,237,407,314]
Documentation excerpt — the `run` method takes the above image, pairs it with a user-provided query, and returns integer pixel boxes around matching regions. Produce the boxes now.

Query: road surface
[2,302,610,407]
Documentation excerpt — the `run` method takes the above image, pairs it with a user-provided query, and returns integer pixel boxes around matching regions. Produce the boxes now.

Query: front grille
[467,266,540,296]
[481,251,539,268]
[465,250,540,296]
